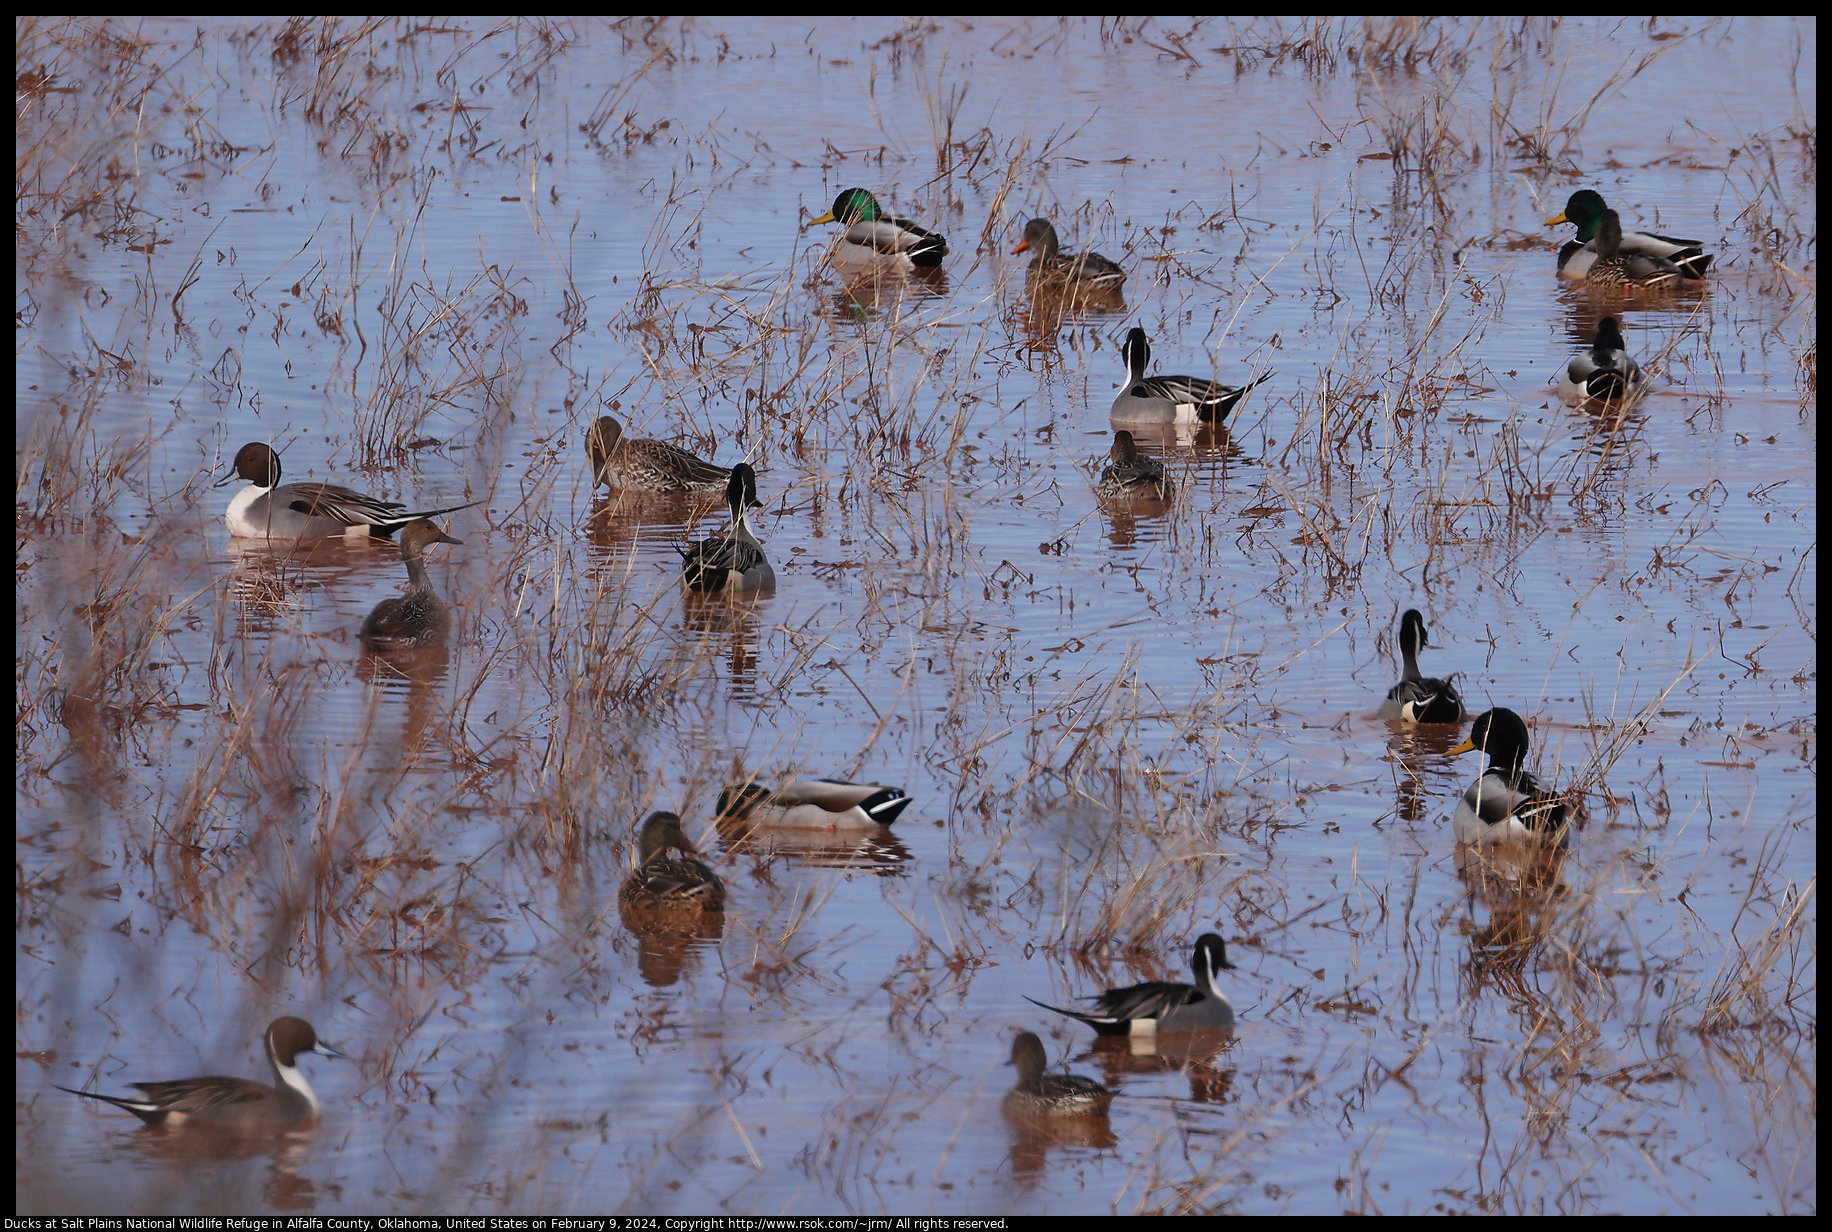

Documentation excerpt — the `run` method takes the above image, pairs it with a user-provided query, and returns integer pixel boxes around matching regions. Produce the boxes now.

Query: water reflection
[617,914,725,988]
[1075,1030,1238,1105]
[712,815,914,875]
[677,590,771,697]
[1004,1106,1119,1184]
[223,539,382,634]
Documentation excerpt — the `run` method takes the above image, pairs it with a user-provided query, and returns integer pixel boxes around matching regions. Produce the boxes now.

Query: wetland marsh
[15,16,1815,1216]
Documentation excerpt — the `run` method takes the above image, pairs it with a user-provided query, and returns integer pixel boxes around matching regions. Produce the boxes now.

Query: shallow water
[16,16,1815,1216]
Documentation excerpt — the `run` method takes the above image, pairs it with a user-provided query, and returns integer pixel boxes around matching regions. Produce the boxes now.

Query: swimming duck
[1556,316,1648,403]
[1378,609,1466,724]
[679,464,775,593]
[1027,934,1237,1036]
[1001,1032,1114,1118]
[716,779,913,829]
[1110,328,1271,427]
[1095,431,1175,501]
[359,519,461,649]
[618,812,725,912]
[216,442,477,540]
[1575,210,1686,290]
[1011,218,1126,293]
[1449,708,1573,847]
[1545,189,1712,282]
[805,187,947,271]
[586,415,731,495]
[59,1016,345,1129]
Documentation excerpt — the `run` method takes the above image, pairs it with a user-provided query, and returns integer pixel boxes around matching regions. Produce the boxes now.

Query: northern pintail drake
[216,442,477,541]
[1012,218,1126,292]
[680,463,774,593]
[1027,934,1237,1036]
[1379,609,1466,724]
[360,519,461,648]
[59,1016,345,1129]
[806,187,947,271]
[618,811,725,912]
[1557,316,1648,404]
[586,415,731,495]
[1095,431,1175,501]
[1001,1032,1114,1118]
[1545,189,1712,282]
[1572,209,1685,291]
[716,779,912,829]
[1110,328,1271,427]
[1450,708,1573,848]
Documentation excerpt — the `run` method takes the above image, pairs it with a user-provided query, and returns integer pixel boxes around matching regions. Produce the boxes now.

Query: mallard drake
[618,812,725,912]
[1001,1032,1114,1118]
[1556,316,1649,403]
[1575,209,1687,290]
[1449,708,1573,847]
[59,1017,345,1129]
[806,187,947,271]
[1378,609,1466,724]
[1545,189,1712,282]
[216,442,477,540]
[1027,934,1237,1036]
[586,415,730,495]
[679,464,774,593]
[717,779,912,829]
[1095,431,1175,501]
[1110,328,1271,426]
[360,519,461,649]
[1011,218,1126,292]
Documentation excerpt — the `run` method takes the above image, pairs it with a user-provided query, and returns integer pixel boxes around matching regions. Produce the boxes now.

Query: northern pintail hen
[217,442,477,540]
[1095,431,1175,501]
[1545,189,1712,282]
[586,415,731,495]
[1557,316,1648,404]
[360,519,461,648]
[59,1016,345,1129]
[717,779,912,829]
[1379,609,1466,724]
[1450,708,1573,848]
[1110,328,1271,427]
[1575,210,1685,291]
[1012,218,1126,293]
[1027,934,1237,1036]
[1001,1032,1114,1118]
[806,187,947,271]
[619,812,725,912]
[680,464,774,593]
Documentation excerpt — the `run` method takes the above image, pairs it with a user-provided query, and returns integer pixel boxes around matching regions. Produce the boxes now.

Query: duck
[586,415,731,495]
[1449,708,1573,847]
[1011,218,1126,293]
[1378,609,1466,724]
[215,442,477,541]
[716,779,912,829]
[1545,189,1712,282]
[1026,934,1237,1036]
[1575,209,1686,290]
[618,811,725,912]
[680,463,775,593]
[1556,316,1648,403]
[1095,431,1175,501]
[359,519,461,649]
[1110,328,1271,427]
[58,1016,345,1130]
[805,187,947,271]
[1001,1032,1114,1118]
